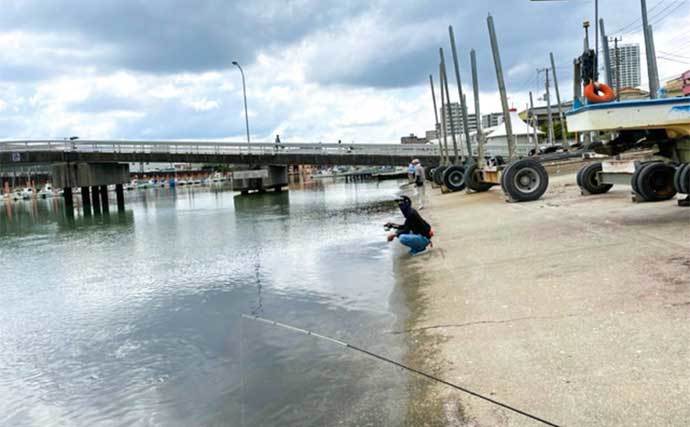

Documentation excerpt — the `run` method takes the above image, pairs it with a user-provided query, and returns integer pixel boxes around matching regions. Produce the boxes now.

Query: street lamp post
[232,61,251,144]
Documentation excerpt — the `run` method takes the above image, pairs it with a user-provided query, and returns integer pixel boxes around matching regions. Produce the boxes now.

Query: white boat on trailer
[567,97,690,137]
[566,97,690,205]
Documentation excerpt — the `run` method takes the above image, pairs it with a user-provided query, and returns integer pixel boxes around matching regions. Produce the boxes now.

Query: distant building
[663,71,690,97]
[482,113,503,129]
[425,130,438,141]
[610,43,641,89]
[518,101,573,129]
[618,86,649,100]
[400,133,427,144]
[440,102,477,135]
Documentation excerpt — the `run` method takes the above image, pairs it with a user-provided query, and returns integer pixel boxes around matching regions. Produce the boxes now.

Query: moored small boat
[38,183,55,198]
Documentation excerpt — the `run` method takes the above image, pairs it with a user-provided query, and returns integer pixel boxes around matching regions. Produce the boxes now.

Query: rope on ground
[241,313,562,427]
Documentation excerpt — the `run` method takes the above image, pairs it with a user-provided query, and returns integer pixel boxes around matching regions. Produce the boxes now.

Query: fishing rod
[240,314,562,427]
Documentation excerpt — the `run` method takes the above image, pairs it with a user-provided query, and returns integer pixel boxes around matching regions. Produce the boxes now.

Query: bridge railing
[0,140,440,157]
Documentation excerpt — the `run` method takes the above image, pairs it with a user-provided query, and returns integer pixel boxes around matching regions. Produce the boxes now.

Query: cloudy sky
[1,0,689,143]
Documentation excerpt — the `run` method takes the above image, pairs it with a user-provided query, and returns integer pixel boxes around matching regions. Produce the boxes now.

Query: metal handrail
[0,140,440,157]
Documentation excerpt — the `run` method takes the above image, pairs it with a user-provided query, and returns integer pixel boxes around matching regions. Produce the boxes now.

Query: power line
[610,0,665,34]
[657,49,690,60]
[657,55,690,65]
[648,0,687,27]
[617,0,686,36]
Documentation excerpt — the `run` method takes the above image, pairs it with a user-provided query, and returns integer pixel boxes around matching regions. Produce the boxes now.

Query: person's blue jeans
[398,233,430,254]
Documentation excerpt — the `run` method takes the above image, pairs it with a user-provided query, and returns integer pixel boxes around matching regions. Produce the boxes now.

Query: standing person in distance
[413,159,426,209]
[407,161,416,184]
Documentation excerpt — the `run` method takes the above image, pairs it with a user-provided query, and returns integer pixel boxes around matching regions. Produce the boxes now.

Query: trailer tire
[680,164,690,194]
[425,167,434,181]
[631,162,659,197]
[636,162,677,201]
[673,164,686,194]
[442,165,467,192]
[576,164,585,189]
[433,166,447,185]
[500,158,549,202]
[578,162,613,195]
[466,163,494,192]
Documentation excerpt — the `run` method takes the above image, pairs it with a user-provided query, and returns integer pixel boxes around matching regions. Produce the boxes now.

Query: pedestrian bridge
[0,140,441,167]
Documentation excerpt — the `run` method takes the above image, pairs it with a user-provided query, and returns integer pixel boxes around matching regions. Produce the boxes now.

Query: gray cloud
[0,0,624,89]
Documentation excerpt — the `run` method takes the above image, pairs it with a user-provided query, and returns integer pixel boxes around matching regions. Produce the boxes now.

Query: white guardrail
[0,140,440,157]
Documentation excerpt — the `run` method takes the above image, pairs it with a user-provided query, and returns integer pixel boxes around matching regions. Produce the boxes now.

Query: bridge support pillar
[63,187,74,217]
[91,186,101,215]
[115,184,125,212]
[100,185,109,213]
[81,186,91,216]
[232,165,288,195]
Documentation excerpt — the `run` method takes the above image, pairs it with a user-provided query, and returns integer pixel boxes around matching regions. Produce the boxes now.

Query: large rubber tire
[500,158,549,202]
[680,163,690,194]
[673,164,686,194]
[465,163,494,192]
[631,164,646,197]
[636,162,677,201]
[578,162,613,195]
[631,162,660,196]
[576,164,585,189]
[433,166,447,185]
[425,167,434,181]
[442,165,467,192]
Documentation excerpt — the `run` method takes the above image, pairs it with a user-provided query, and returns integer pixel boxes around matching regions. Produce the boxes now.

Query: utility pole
[599,19,612,85]
[429,74,446,164]
[550,52,568,150]
[448,25,473,160]
[529,91,539,149]
[614,37,622,100]
[594,0,599,76]
[487,14,516,161]
[641,0,659,98]
[539,68,555,146]
[439,63,450,165]
[573,59,582,102]
[470,49,485,162]
[648,24,660,97]
[440,48,460,164]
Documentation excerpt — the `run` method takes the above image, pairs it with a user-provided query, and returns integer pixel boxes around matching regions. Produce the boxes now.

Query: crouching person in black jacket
[385,196,433,255]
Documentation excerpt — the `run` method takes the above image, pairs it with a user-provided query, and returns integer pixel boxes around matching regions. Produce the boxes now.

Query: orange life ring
[584,82,615,103]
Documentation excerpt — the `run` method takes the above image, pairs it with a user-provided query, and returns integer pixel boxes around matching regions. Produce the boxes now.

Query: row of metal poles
[429,0,661,166]
[428,16,526,169]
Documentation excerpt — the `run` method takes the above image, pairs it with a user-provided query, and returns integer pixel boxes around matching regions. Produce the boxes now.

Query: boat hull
[566,97,690,137]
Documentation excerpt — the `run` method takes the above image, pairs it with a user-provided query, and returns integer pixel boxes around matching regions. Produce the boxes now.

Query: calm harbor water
[0,180,415,426]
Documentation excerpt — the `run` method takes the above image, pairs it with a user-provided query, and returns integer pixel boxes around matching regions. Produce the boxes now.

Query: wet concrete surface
[398,173,690,426]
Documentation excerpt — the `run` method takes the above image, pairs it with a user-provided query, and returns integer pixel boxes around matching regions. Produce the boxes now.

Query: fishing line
[241,313,561,427]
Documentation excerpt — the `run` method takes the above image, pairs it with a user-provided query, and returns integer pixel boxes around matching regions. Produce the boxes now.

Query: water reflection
[0,198,135,235]
[0,180,411,426]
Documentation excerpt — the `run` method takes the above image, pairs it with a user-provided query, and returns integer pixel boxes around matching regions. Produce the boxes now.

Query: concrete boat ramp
[402,172,690,426]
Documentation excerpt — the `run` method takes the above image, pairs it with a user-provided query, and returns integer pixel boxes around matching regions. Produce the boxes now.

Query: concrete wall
[52,162,130,188]
[232,165,288,193]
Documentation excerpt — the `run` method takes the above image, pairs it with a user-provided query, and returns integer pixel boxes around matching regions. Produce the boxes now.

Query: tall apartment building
[482,113,503,129]
[439,104,507,136]
[440,102,476,136]
[609,43,641,89]
[441,102,484,135]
